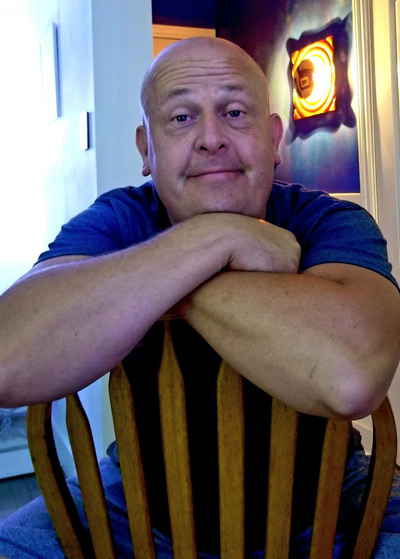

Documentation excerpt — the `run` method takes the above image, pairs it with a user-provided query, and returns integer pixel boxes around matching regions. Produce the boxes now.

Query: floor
[0,474,41,522]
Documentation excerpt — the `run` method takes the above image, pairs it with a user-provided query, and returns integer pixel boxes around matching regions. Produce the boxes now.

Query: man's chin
[194,201,263,219]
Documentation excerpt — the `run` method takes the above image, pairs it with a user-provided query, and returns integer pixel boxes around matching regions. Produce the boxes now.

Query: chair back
[27,317,397,559]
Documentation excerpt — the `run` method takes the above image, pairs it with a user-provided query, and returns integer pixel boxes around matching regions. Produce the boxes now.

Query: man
[0,37,399,558]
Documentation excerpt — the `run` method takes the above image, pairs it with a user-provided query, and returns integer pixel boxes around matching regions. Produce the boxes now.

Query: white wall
[0,1,49,292]
[0,0,153,289]
[88,0,153,463]
[0,0,153,472]
[0,0,97,293]
[92,0,153,194]
[372,0,400,463]
[351,0,400,461]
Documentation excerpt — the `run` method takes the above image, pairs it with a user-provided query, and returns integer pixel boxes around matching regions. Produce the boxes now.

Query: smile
[189,169,243,178]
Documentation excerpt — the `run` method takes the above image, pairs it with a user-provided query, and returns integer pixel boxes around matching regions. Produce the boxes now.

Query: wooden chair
[27,317,397,559]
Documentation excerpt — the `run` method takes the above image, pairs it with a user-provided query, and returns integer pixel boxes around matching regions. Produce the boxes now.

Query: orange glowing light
[291,36,336,120]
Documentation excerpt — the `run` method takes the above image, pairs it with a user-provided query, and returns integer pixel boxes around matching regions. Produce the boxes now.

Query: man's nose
[194,114,227,154]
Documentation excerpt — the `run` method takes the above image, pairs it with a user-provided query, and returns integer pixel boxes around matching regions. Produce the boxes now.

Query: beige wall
[152,24,215,57]
[351,0,400,461]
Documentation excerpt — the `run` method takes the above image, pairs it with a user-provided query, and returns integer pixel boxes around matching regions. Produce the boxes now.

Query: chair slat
[352,397,397,558]
[309,418,351,559]
[217,361,245,559]
[66,394,116,559]
[158,319,197,559]
[27,403,91,559]
[265,398,298,559]
[27,333,398,559]
[109,362,156,559]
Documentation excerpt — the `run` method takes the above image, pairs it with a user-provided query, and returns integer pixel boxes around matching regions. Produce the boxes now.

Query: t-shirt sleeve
[267,183,399,291]
[35,185,167,265]
[294,195,398,290]
[37,198,124,263]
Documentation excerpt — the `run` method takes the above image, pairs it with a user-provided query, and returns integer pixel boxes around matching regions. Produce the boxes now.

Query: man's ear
[269,113,283,167]
[136,125,151,176]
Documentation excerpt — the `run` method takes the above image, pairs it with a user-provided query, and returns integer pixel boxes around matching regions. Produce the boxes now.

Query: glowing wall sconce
[286,17,355,140]
[292,36,336,120]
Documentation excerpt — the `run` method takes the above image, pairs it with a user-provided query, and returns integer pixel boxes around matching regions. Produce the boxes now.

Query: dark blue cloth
[37,180,398,292]
[1,452,399,558]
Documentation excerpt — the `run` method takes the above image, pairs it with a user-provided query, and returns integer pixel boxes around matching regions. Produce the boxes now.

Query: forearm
[178,266,400,418]
[0,215,231,406]
[0,211,300,406]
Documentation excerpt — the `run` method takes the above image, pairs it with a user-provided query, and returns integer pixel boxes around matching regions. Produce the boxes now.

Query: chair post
[66,393,116,559]
[217,361,245,559]
[309,418,351,559]
[158,319,197,559]
[265,398,298,559]
[27,403,92,559]
[109,363,157,559]
[352,397,397,558]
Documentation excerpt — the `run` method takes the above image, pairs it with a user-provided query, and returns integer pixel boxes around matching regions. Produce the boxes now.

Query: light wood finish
[66,394,115,559]
[152,24,216,40]
[109,363,156,559]
[27,403,90,559]
[309,418,351,558]
[158,320,197,559]
[353,396,398,558]
[27,317,397,558]
[217,361,245,559]
[265,399,298,559]
[152,24,216,57]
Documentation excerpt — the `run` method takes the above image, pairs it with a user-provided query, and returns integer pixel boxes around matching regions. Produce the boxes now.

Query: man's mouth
[189,168,243,178]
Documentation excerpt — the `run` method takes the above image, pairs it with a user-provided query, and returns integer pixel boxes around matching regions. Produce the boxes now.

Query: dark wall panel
[152,0,215,28]
[217,0,360,194]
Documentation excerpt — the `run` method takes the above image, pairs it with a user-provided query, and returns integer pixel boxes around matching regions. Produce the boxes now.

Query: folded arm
[176,263,400,419]
[0,212,298,406]
[2,207,398,417]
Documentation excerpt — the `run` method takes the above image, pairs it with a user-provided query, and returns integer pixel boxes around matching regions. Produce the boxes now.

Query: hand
[195,213,300,274]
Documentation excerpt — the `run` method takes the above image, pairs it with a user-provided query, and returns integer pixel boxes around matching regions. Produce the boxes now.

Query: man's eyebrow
[164,83,249,102]
[164,88,191,102]
[220,83,247,93]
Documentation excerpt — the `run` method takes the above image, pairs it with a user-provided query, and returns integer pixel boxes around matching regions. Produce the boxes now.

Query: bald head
[140,37,270,121]
[135,35,283,222]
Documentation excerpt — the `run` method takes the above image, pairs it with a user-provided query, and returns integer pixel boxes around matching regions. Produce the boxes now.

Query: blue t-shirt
[36,180,397,552]
[37,180,397,291]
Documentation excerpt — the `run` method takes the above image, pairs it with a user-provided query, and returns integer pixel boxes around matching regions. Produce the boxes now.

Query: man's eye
[174,115,188,122]
[228,110,243,118]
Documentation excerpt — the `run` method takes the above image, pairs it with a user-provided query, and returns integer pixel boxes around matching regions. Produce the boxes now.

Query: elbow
[325,351,399,420]
[325,314,400,419]
[330,379,386,421]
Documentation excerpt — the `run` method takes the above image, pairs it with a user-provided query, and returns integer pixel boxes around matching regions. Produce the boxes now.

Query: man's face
[136,39,283,223]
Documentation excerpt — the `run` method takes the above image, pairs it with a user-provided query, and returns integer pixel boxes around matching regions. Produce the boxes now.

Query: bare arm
[0,212,299,406]
[176,263,400,419]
